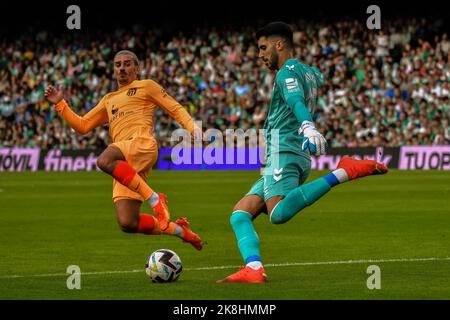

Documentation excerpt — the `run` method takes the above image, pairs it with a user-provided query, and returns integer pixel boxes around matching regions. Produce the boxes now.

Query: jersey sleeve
[54,96,109,134]
[145,80,195,133]
[276,69,312,123]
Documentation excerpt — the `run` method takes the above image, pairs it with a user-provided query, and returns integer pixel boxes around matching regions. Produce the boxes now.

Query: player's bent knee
[232,195,265,216]
[269,212,285,224]
[269,202,289,225]
[232,201,249,213]
[269,208,284,224]
[117,219,139,233]
[96,155,110,173]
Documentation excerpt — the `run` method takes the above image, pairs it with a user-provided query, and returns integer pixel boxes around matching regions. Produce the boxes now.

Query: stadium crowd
[0,18,449,150]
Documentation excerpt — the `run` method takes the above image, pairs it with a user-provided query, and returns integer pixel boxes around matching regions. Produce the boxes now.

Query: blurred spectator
[0,18,449,150]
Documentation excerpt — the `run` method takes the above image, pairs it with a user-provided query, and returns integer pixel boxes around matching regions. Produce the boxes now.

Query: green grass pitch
[0,170,449,299]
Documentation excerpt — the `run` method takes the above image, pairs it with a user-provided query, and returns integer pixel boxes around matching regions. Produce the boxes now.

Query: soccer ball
[145,249,183,283]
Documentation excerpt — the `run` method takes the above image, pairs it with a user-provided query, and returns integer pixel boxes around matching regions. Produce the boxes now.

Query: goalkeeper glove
[298,121,328,156]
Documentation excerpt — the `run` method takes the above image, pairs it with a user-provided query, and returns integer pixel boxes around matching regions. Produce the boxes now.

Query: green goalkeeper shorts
[246,152,311,201]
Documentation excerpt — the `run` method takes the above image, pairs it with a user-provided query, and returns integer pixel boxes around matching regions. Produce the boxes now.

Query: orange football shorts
[110,136,158,202]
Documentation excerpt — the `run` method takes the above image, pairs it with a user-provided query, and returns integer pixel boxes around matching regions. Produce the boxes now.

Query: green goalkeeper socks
[230,210,261,264]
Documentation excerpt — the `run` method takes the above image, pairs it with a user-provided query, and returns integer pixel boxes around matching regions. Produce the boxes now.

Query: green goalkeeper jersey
[264,58,324,158]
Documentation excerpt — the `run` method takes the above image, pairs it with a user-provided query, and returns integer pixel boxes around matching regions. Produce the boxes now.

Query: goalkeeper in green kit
[217,22,388,283]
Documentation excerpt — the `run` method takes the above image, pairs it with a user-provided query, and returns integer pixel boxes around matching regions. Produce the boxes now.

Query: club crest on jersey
[127,88,137,96]
[286,65,295,71]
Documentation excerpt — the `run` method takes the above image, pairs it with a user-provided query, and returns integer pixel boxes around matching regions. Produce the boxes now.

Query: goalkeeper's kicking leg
[269,156,388,224]
[217,156,388,283]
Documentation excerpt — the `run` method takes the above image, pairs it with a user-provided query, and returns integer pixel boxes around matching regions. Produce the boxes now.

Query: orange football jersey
[55,79,195,142]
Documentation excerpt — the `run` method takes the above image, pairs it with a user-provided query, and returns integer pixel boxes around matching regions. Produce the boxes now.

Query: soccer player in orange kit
[45,50,203,250]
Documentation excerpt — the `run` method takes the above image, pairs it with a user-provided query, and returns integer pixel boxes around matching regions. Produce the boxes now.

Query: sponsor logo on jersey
[285,78,300,93]
[110,105,134,123]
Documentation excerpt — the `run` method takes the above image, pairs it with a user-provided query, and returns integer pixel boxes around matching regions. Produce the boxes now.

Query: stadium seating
[0,19,449,149]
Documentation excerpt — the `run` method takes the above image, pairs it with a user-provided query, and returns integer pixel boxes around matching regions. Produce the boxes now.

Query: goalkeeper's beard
[267,47,279,70]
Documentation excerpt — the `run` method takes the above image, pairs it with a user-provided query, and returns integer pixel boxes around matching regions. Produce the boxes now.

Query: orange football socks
[137,214,183,238]
[112,160,154,200]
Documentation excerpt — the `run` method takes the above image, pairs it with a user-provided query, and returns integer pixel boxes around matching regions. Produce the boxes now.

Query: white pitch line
[1,269,143,279]
[186,256,450,271]
[1,257,449,279]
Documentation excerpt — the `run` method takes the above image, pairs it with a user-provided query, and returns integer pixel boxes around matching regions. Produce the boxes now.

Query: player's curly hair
[256,21,294,49]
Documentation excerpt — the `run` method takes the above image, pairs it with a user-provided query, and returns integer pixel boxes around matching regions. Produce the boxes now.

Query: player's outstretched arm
[45,85,108,135]
[146,80,201,140]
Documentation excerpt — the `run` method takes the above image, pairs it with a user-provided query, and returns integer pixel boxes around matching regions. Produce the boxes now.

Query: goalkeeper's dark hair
[256,21,294,49]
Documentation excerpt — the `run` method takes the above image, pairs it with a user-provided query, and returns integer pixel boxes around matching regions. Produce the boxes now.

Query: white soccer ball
[145,249,183,283]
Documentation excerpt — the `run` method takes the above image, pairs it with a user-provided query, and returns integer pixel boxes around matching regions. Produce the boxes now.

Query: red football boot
[175,217,203,251]
[337,156,388,180]
[152,193,171,231]
[216,266,267,284]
